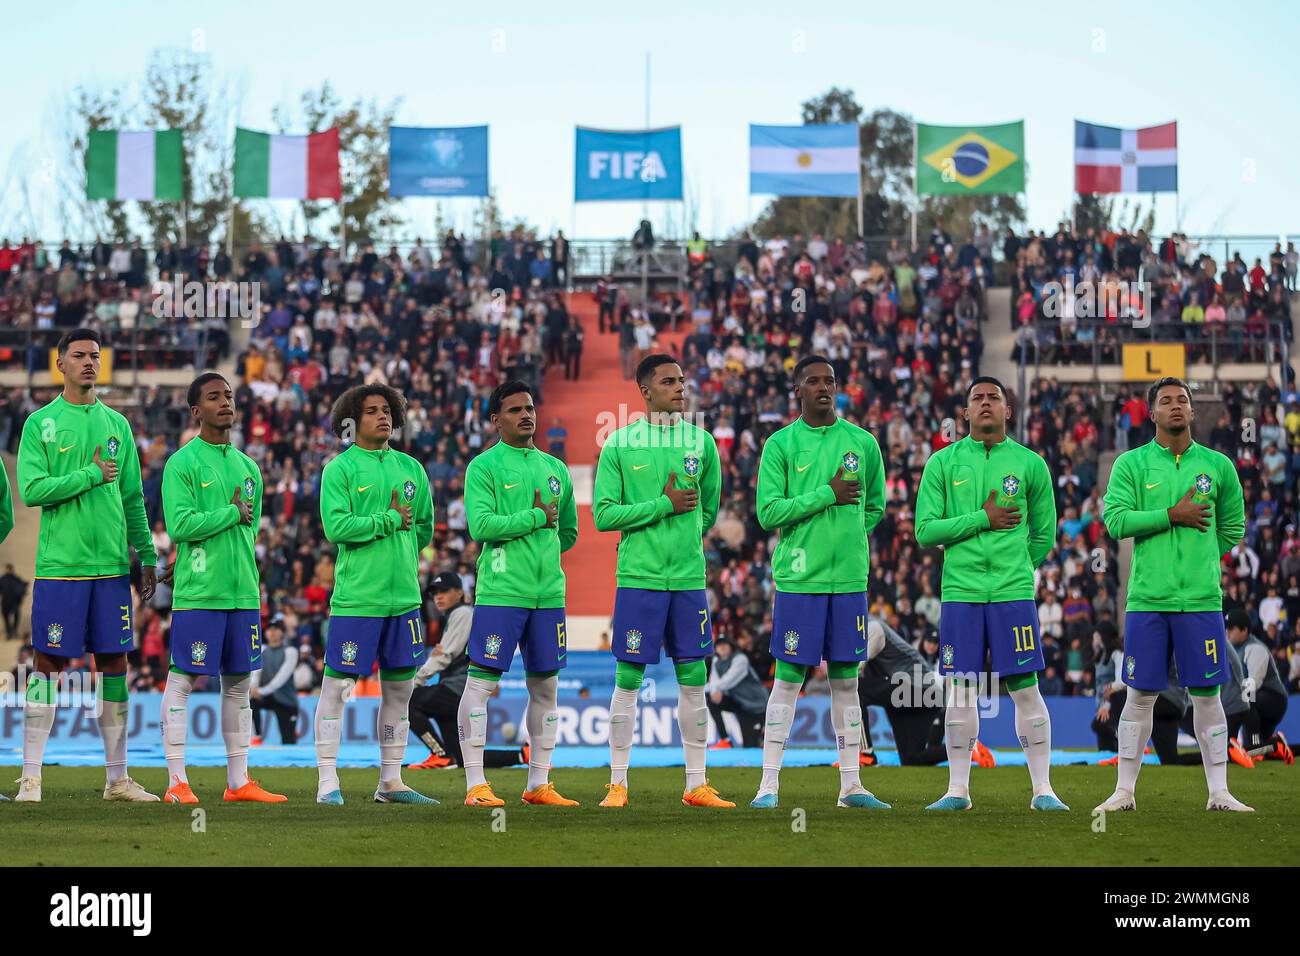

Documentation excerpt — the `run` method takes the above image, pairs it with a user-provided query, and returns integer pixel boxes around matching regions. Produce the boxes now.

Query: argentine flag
[749,124,860,197]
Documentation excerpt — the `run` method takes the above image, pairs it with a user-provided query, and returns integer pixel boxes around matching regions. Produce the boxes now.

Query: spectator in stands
[705,637,767,748]
[250,614,300,745]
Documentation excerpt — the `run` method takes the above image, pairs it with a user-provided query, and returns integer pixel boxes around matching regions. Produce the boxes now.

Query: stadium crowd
[3,227,1299,728]
[1007,227,1297,366]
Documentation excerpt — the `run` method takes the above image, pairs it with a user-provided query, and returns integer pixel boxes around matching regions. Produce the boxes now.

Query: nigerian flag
[916,121,1025,195]
[86,130,184,201]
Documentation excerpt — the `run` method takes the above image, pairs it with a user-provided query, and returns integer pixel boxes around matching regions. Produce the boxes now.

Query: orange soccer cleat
[682,783,736,808]
[972,740,996,768]
[599,783,628,808]
[223,780,289,803]
[1228,740,1255,769]
[521,782,580,806]
[464,783,505,807]
[409,753,455,770]
[860,751,879,767]
[164,779,199,804]
[709,739,734,750]
[1269,733,1294,765]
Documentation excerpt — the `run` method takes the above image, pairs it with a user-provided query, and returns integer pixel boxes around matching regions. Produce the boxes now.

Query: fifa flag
[748,124,860,197]
[1075,121,1177,194]
[86,130,183,201]
[389,126,489,197]
[916,122,1025,195]
[234,127,341,200]
[574,126,682,202]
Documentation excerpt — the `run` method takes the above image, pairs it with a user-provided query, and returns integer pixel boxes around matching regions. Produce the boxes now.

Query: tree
[753,87,1026,240]
[1072,193,1155,235]
[57,86,131,241]
[139,49,242,248]
[273,82,403,246]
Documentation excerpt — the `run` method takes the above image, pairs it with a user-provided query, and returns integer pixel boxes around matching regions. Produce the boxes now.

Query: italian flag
[234,127,341,199]
[86,130,184,201]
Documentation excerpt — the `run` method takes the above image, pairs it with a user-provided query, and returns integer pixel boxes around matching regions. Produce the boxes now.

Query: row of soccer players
[5,328,1254,813]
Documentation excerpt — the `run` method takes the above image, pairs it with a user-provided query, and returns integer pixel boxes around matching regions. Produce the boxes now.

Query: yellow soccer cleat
[521,782,580,806]
[464,782,505,807]
[164,780,200,804]
[599,783,628,808]
[682,783,736,808]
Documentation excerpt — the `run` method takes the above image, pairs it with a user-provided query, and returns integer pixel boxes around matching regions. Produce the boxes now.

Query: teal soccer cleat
[374,787,439,806]
[750,791,779,809]
[1031,794,1069,811]
[317,789,345,806]
[837,791,891,809]
[925,795,973,811]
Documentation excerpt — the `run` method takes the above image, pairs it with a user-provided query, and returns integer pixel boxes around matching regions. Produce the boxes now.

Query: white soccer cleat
[14,775,42,803]
[103,777,160,802]
[1206,791,1254,812]
[1093,789,1136,813]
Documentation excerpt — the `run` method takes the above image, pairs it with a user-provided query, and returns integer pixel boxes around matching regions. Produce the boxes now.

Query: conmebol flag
[749,124,860,197]
[1075,121,1177,194]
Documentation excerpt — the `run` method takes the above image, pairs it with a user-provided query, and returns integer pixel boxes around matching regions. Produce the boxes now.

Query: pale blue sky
[3,0,1297,241]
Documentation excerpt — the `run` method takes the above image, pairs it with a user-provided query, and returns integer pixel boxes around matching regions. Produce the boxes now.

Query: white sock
[760,678,801,793]
[378,676,414,790]
[525,673,559,791]
[830,678,865,795]
[221,674,252,791]
[608,686,639,787]
[678,684,709,791]
[1010,682,1054,797]
[456,675,496,790]
[97,676,129,786]
[314,674,351,798]
[161,670,195,786]
[943,678,979,799]
[21,674,57,780]
[1116,689,1157,794]
[1191,692,1230,795]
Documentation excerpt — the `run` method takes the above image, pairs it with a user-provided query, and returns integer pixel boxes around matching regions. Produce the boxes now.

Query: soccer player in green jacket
[1096,377,1251,813]
[14,328,158,803]
[751,355,892,810]
[315,384,437,806]
[159,372,286,805]
[456,380,579,807]
[0,454,13,545]
[593,353,733,808]
[914,376,1067,811]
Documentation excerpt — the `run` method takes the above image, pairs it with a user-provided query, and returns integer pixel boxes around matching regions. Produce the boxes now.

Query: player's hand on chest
[792,444,864,496]
[1146,465,1217,529]
[351,461,416,512]
[198,463,256,510]
[624,447,704,499]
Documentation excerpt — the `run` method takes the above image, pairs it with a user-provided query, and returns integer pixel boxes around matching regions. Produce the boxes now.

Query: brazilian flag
[916,121,1025,195]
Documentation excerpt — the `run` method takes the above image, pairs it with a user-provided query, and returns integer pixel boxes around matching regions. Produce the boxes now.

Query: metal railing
[1016,317,1291,381]
[0,324,219,387]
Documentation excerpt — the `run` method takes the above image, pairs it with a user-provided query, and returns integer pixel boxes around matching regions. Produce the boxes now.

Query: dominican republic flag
[1074,120,1177,194]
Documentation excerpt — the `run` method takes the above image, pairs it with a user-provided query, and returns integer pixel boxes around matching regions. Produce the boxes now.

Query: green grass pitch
[2,764,1294,866]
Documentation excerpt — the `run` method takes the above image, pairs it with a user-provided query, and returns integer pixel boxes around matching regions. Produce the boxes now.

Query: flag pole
[339,199,347,260]
[910,122,918,247]
[180,200,188,250]
[226,196,234,260]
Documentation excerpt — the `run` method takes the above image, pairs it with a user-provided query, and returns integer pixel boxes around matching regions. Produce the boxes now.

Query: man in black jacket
[408,573,526,771]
